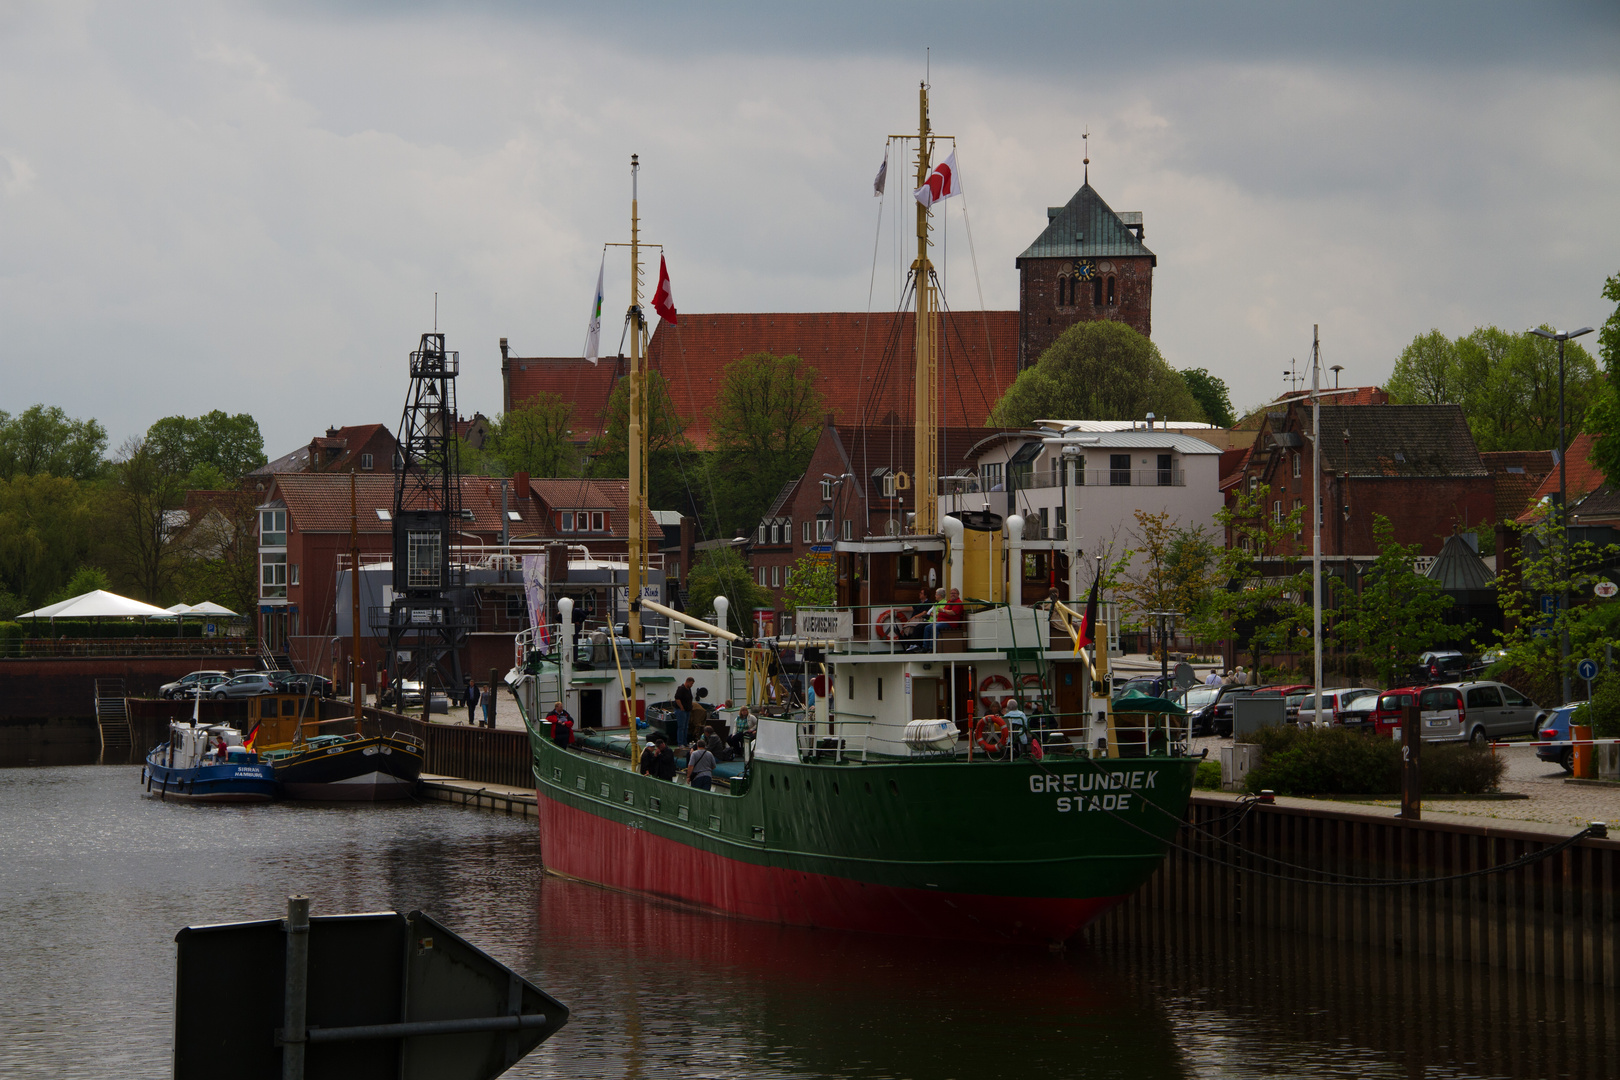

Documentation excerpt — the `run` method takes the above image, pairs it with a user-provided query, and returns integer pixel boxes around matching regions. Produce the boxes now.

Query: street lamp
[1529,325,1594,703]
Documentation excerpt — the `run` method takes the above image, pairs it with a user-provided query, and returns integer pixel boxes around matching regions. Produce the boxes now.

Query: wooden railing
[420,722,532,789]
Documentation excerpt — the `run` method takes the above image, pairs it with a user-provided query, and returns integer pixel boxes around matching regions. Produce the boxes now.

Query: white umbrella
[185,601,240,617]
[16,590,172,620]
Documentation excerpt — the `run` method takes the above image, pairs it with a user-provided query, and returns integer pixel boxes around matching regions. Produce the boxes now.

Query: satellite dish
[1173,662,1197,690]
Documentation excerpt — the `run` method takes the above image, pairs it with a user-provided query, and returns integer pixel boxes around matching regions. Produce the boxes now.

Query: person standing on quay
[483,685,495,727]
[466,680,481,725]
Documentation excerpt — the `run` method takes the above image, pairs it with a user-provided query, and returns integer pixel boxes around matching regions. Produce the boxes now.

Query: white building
[937,419,1226,603]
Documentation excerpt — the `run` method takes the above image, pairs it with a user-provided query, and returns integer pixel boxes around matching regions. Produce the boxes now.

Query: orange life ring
[1019,673,1046,709]
[974,713,1008,755]
[979,674,1014,714]
[874,608,902,640]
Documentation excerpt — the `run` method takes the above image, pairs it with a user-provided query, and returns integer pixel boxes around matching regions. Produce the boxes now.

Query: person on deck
[687,740,717,791]
[674,677,695,747]
[466,681,481,725]
[639,735,660,776]
[702,724,727,761]
[650,734,677,781]
[727,705,755,758]
[548,703,574,748]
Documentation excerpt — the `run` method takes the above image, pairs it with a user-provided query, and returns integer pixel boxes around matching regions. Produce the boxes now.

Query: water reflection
[1,765,1613,1079]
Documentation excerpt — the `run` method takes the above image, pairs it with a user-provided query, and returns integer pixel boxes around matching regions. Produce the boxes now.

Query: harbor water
[2,764,1614,1079]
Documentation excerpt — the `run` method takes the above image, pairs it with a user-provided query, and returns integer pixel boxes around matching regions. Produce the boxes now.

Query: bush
[1241,726,1502,796]
[1582,672,1620,739]
[1194,760,1222,789]
[0,622,21,658]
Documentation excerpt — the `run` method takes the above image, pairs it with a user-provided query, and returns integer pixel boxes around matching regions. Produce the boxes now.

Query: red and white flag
[914,150,962,208]
[652,255,678,325]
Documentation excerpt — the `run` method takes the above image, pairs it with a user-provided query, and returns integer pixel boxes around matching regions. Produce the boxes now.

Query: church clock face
[1072,259,1095,281]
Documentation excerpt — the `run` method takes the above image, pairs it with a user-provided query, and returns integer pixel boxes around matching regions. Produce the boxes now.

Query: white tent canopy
[184,601,240,617]
[17,589,173,620]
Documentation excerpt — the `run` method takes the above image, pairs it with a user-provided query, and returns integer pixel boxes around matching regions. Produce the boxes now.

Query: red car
[1353,686,1426,738]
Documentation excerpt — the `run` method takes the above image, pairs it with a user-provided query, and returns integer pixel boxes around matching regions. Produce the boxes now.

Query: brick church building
[501,175,1155,448]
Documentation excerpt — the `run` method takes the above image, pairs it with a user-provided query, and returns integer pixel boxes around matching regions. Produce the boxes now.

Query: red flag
[914,150,962,208]
[652,255,678,324]
[1077,573,1100,649]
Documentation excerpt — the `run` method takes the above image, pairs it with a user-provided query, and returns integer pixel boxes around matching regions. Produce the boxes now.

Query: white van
[1417,681,1540,746]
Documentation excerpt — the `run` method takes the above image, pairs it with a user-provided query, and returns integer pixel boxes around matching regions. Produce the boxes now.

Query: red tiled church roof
[1516,433,1607,524]
[503,356,624,445]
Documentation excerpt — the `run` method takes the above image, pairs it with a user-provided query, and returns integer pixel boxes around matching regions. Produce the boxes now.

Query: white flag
[914,150,962,208]
[873,146,888,197]
[584,255,605,365]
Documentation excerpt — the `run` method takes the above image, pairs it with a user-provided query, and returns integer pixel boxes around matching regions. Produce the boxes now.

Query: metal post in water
[1400,705,1421,821]
[282,895,310,1080]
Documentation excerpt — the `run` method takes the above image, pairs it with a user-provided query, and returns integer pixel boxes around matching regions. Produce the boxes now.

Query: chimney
[513,471,530,498]
[499,337,509,363]
[1145,413,1155,431]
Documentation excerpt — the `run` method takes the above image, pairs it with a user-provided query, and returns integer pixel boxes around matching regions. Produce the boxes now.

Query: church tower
[1015,176,1155,369]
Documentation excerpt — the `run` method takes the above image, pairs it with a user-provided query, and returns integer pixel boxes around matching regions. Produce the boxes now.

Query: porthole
[833,782,841,796]
[888,778,900,796]
[769,774,777,789]
[783,777,791,791]
[864,782,872,795]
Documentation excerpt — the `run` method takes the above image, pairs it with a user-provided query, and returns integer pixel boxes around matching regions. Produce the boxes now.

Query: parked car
[380,679,425,708]
[270,671,335,698]
[1466,648,1508,679]
[1293,687,1380,726]
[159,670,228,699]
[1189,684,1263,738]
[211,673,277,699]
[1417,681,1541,746]
[1414,651,1470,685]
[1535,702,1589,773]
[1115,675,1174,700]
[1340,685,1427,738]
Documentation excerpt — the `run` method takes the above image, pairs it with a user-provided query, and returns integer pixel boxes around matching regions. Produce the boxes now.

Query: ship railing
[798,715,875,763]
[804,602,1006,656]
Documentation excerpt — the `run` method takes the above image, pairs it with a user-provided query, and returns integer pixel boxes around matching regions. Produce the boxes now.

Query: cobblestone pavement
[1190,734,1620,833]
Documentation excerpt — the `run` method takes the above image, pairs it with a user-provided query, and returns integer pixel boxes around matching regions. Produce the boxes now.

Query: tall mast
[912,83,939,535]
[351,468,362,725]
[627,154,645,642]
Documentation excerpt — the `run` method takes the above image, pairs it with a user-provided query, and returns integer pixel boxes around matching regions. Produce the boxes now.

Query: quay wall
[1084,794,1620,987]
[0,655,259,723]
[420,723,532,789]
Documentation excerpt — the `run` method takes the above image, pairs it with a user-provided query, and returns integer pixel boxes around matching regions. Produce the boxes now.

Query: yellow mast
[627,154,645,644]
[912,83,939,536]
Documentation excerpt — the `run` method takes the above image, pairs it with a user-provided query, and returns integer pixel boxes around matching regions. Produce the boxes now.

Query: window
[407,530,442,588]
[980,462,1003,490]
[802,521,812,544]
[848,676,854,699]
[1157,454,1173,486]
[1093,277,1103,306]
[1106,275,1116,304]
[758,524,768,544]
[591,512,605,532]
[897,555,918,582]
[1110,454,1131,486]
[816,517,833,542]
[1273,501,1283,526]
[820,479,833,500]
[759,567,768,586]
[260,509,286,547]
[770,523,780,544]
[877,678,883,701]
[785,567,793,585]
[881,473,895,497]
[360,453,374,471]
[771,565,781,588]
[1292,452,1301,479]
[842,519,853,541]
[1248,475,1258,494]
[260,553,287,598]
[559,512,573,532]
[290,564,299,587]
[1292,499,1303,537]
[783,518,791,542]
[1037,507,1049,538]
[1056,278,1065,306]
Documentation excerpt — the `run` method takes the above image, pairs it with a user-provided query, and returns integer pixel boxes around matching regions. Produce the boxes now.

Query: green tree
[989,321,1203,427]
[1585,273,1620,483]
[0,405,108,481]
[1114,511,1218,645]
[1334,515,1460,688]
[708,353,826,538]
[144,411,267,482]
[47,566,112,605]
[782,552,836,612]
[589,371,705,519]
[1178,368,1235,428]
[1186,483,1312,671]
[1599,269,1620,382]
[98,439,187,603]
[684,547,771,635]
[173,488,262,617]
[0,474,99,607]
[484,393,582,478]
[1385,330,1461,406]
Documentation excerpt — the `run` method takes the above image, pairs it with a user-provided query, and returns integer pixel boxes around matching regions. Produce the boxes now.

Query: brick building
[1231,401,1494,562]
[1016,181,1154,367]
[250,423,403,478]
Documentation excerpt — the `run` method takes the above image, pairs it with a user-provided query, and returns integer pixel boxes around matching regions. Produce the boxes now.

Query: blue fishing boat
[143,715,277,804]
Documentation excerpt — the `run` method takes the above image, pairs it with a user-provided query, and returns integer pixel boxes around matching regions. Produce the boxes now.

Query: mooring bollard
[1400,704,1422,820]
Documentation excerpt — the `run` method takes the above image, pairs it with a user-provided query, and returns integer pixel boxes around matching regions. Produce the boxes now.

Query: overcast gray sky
[2,1,1617,455]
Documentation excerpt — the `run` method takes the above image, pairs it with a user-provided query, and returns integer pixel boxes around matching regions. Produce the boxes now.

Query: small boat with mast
[508,85,1198,944]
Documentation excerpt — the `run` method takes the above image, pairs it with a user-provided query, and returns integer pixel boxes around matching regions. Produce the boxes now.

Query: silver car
[211,673,277,699]
[1417,681,1540,746]
[1294,687,1379,726]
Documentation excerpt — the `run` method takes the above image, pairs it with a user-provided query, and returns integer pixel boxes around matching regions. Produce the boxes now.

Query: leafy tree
[708,353,826,538]
[173,488,262,617]
[1334,515,1461,688]
[1492,503,1620,704]
[1178,368,1235,428]
[782,552,836,612]
[1599,269,1620,382]
[1385,330,1461,406]
[98,439,187,603]
[684,547,770,635]
[48,566,112,605]
[144,411,267,482]
[989,321,1203,427]
[0,474,99,607]
[0,405,108,481]
[1186,483,1312,671]
[589,371,706,520]
[485,393,583,478]
[1113,511,1219,653]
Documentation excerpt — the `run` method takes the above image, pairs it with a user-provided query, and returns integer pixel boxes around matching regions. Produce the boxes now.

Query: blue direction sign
[1579,659,1599,681]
